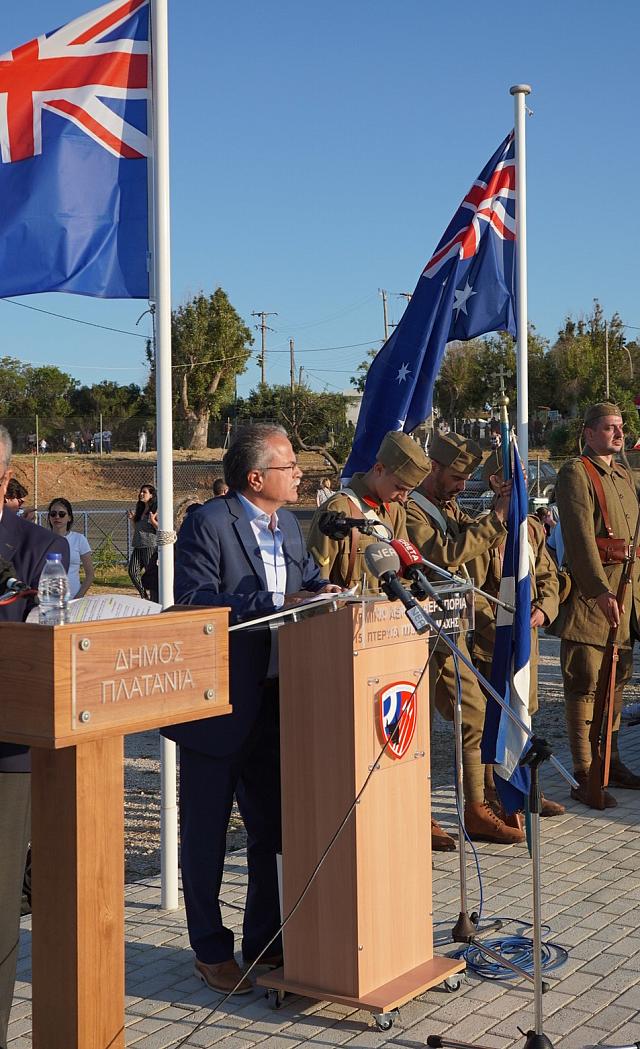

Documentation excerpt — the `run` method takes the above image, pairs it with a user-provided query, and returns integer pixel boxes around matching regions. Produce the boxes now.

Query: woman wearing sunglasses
[47,498,95,598]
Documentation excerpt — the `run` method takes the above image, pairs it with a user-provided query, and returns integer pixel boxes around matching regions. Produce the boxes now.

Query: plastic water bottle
[38,553,70,625]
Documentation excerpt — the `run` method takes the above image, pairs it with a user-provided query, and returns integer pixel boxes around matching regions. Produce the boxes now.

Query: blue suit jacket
[162,492,325,757]
[0,511,70,770]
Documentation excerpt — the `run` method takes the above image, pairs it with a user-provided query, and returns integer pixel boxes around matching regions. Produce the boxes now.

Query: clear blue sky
[3,0,640,401]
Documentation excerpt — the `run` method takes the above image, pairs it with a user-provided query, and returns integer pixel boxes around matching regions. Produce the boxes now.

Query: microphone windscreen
[390,538,423,570]
[363,542,401,579]
[317,511,348,539]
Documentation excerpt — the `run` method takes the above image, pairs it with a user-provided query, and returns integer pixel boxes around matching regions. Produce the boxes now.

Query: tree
[433,339,484,420]
[350,348,378,393]
[147,289,253,450]
[549,301,628,416]
[237,383,352,472]
[70,380,143,420]
[0,357,77,423]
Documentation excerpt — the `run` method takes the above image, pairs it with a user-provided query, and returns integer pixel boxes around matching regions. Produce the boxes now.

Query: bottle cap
[46,553,63,562]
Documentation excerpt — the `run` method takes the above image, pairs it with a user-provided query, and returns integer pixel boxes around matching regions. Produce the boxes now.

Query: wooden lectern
[0,608,230,1049]
[258,598,464,1019]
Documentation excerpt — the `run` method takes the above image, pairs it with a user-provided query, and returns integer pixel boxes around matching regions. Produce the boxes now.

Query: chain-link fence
[9,456,225,567]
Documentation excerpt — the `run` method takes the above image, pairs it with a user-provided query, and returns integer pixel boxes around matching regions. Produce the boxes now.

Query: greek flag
[481,439,531,813]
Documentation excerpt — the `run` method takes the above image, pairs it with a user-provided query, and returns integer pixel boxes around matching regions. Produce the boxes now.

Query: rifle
[586,506,640,809]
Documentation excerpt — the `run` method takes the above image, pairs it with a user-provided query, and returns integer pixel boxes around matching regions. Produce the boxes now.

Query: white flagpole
[151,0,179,911]
[510,84,531,466]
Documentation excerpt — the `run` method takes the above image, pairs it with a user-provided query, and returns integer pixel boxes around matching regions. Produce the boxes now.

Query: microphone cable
[173,606,449,1045]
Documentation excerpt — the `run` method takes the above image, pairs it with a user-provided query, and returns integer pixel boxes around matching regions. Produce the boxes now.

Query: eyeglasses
[49,510,68,518]
[263,462,299,473]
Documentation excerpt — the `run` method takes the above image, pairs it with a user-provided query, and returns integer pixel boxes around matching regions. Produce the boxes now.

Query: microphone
[389,539,447,612]
[363,542,430,635]
[318,511,393,542]
[0,556,29,600]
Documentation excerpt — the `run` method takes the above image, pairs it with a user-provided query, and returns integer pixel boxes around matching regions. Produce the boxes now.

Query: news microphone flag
[0,0,150,298]
[343,132,516,478]
[481,439,531,814]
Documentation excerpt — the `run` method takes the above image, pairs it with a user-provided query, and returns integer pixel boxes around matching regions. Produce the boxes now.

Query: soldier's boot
[570,771,617,808]
[485,764,564,819]
[464,802,525,845]
[566,698,617,807]
[431,818,457,852]
[609,732,640,789]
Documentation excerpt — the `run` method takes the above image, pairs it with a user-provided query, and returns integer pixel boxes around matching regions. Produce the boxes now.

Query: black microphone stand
[415,604,575,1049]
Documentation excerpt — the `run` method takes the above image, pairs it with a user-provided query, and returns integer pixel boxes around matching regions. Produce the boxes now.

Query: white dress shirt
[237,493,287,608]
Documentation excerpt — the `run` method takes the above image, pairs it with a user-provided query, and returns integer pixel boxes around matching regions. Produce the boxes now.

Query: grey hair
[0,425,12,471]
[223,423,288,491]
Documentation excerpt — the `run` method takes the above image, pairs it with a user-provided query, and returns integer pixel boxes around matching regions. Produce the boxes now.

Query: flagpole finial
[510,84,532,95]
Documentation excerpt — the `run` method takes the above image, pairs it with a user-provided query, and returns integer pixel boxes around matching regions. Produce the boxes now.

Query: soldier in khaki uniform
[468,449,564,817]
[406,432,524,847]
[552,402,640,806]
[307,430,430,593]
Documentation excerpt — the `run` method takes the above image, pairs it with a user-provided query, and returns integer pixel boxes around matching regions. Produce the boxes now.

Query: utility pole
[379,289,389,341]
[251,310,278,384]
[289,338,295,392]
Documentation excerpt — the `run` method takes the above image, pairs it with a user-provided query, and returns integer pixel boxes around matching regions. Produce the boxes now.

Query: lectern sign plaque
[70,617,226,735]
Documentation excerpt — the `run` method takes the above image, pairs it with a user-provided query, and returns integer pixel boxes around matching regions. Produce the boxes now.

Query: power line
[1,297,149,339]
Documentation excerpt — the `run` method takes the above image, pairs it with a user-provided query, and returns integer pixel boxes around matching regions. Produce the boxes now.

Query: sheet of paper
[26,594,162,623]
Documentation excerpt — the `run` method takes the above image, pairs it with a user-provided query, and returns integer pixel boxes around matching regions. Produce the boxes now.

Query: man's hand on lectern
[284,584,343,607]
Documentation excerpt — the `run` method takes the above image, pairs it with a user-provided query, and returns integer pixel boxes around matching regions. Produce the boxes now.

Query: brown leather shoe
[194,957,252,995]
[464,802,524,845]
[540,794,565,817]
[431,817,456,852]
[608,761,640,789]
[570,772,617,809]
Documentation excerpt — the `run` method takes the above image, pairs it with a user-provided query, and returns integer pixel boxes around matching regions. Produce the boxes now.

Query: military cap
[583,402,623,427]
[376,431,430,487]
[481,448,503,483]
[429,431,482,477]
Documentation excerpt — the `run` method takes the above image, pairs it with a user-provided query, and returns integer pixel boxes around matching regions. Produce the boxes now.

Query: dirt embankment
[11,450,332,507]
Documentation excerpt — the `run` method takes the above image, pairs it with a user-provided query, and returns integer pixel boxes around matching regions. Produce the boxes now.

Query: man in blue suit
[164,423,340,995]
[0,425,69,1049]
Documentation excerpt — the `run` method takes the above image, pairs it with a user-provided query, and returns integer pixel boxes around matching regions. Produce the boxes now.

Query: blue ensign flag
[481,440,532,814]
[0,0,150,299]
[343,132,516,478]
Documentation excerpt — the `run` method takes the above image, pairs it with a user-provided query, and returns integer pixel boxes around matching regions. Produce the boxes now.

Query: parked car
[457,459,557,516]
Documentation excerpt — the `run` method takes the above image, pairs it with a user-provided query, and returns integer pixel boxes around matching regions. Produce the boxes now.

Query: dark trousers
[0,773,30,1049]
[179,683,282,964]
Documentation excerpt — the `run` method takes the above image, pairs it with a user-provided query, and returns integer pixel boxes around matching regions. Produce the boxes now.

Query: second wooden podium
[259,597,464,1021]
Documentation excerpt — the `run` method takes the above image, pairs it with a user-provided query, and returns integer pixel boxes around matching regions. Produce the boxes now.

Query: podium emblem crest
[378,681,417,759]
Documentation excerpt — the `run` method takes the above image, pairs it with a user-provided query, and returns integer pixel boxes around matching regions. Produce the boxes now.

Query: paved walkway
[9,642,640,1049]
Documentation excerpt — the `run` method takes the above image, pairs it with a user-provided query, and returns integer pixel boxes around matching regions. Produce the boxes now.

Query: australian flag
[481,439,532,814]
[0,0,150,298]
[343,132,516,478]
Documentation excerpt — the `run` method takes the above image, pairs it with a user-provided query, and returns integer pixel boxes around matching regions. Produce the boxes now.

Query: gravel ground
[123,634,640,882]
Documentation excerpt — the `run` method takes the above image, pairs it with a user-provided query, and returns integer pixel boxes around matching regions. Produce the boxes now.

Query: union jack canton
[0,0,150,298]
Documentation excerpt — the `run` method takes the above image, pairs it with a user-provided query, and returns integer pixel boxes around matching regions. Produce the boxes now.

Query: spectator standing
[127,484,157,597]
[102,429,112,454]
[213,478,228,497]
[39,438,47,454]
[315,477,333,507]
[47,498,95,598]
[138,428,147,454]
